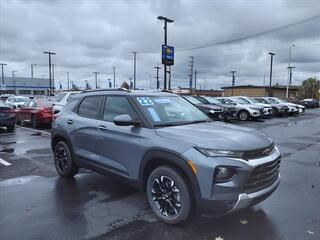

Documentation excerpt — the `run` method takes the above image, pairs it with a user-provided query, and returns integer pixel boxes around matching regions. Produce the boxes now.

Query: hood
[256,103,272,108]
[156,122,273,151]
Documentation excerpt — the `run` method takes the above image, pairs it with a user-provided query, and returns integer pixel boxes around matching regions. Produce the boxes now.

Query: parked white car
[273,97,305,113]
[237,96,273,117]
[52,92,79,118]
[5,96,30,109]
[217,97,262,121]
[266,97,303,114]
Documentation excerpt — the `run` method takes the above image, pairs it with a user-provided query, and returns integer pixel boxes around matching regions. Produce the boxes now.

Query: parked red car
[16,99,53,128]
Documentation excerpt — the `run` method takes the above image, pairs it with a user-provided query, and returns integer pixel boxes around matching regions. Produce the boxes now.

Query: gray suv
[51,89,281,224]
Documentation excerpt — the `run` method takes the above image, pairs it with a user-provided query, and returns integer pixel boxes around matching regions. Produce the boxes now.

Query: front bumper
[183,146,281,215]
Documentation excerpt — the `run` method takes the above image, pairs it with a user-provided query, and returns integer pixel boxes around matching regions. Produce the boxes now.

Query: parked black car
[193,96,237,121]
[182,96,225,121]
[301,99,320,108]
[0,100,16,132]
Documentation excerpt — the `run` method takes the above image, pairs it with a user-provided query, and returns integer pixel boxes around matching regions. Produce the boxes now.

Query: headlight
[196,147,244,158]
[209,109,215,114]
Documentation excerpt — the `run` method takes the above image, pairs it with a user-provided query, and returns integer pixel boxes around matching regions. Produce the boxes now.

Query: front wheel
[54,141,78,178]
[7,125,15,132]
[238,110,249,121]
[146,166,192,225]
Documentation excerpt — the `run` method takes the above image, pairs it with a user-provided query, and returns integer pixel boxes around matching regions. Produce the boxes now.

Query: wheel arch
[139,150,201,200]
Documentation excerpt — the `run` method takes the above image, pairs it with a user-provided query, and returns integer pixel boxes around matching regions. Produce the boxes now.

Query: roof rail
[80,88,131,93]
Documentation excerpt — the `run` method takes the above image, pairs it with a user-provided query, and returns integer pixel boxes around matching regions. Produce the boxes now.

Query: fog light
[214,166,236,183]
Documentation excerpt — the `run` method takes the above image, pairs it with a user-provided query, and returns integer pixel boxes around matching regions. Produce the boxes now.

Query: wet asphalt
[0,109,319,240]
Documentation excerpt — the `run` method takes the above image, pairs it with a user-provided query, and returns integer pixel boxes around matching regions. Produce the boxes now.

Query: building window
[19,90,31,95]
[33,90,45,95]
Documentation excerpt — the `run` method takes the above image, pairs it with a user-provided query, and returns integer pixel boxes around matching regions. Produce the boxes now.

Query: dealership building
[1,76,53,95]
[222,85,300,98]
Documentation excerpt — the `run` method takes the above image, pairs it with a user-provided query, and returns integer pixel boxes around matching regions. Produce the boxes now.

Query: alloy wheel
[55,145,68,174]
[151,176,182,217]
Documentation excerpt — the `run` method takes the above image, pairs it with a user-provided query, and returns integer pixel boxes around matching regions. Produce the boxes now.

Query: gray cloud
[0,0,319,90]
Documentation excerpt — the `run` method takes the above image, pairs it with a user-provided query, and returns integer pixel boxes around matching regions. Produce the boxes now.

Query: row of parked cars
[0,92,319,132]
[182,95,309,121]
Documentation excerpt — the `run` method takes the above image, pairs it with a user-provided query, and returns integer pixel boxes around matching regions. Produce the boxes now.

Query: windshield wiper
[154,120,210,128]
[180,120,211,125]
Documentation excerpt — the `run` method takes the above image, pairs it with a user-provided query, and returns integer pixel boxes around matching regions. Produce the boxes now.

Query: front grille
[243,144,274,159]
[244,158,281,193]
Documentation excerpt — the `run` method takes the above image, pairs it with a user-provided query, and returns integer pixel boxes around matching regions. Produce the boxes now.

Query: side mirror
[113,114,140,127]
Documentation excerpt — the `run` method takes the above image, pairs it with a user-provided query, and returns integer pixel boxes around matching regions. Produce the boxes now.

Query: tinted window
[78,96,101,119]
[103,96,137,122]
[29,101,38,108]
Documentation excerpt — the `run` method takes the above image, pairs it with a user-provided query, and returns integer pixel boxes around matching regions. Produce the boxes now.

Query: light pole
[286,44,295,98]
[146,72,152,90]
[128,77,133,90]
[154,64,161,89]
[43,51,56,95]
[66,72,70,91]
[108,79,111,88]
[93,72,99,89]
[287,66,295,97]
[12,70,17,95]
[268,52,276,97]
[230,71,237,96]
[31,64,37,78]
[0,63,7,92]
[131,51,137,90]
[112,66,116,88]
[157,16,174,90]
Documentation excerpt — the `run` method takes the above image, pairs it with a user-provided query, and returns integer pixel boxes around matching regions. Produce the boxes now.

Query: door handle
[67,120,73,125]
[98,125,108,131]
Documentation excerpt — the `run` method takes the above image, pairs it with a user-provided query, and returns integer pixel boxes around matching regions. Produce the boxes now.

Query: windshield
[234,97,250,105]
[255,98,268,104]
[203,96,221,104]
[135,96,210,127]
[267,98,280,104]
[246,97,259,103]
[275,98,287,103]
[217,98,235,105]
[55,93,67,102]
[183,96,202,105]
[14,97,29,102]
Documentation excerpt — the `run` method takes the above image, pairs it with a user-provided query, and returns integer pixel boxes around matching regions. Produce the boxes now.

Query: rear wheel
[54,141,78,178]
[7,125,15,132]
[238,110,249,121]
[146,166,192,225]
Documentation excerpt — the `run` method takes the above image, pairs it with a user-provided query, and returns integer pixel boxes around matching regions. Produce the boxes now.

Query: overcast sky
[0,0,319,90]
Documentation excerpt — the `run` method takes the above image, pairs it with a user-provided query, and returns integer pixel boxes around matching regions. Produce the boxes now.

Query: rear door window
[77,96,102,119]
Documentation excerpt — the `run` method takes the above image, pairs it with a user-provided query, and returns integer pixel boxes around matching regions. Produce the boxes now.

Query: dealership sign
[162,45,174,65]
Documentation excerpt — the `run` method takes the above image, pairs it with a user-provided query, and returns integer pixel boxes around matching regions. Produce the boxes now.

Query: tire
[272,108,279,117]
[31,115,38,128]
[146,166,192,225]
[54,141,78,178]
[7,125,15,132]
[238,110,249,121]
[16,118,21,125]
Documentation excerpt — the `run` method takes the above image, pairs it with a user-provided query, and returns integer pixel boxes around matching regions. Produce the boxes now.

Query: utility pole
[112,66,116,88]
[188,56,194,93]
[93,72,99,89]
[52,64,55,93]
[286,44,295,98]
[230,71,237,96]
[31,64,37,78]
[157,16,174,90]
[287,66,295,97]
[268,52,276,97]
[67,72,70,91]
[43,51,56,95]
[194,70,197,93]
[168,66,172,90]
[131,51,137,90]
[0,63,7,91]
[154,64,161,89]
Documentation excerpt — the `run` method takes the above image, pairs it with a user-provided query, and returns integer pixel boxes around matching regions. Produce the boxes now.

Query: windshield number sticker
[137,97,153,105]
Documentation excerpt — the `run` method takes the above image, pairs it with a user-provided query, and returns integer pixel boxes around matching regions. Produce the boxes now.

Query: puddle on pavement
[0,175,40,187]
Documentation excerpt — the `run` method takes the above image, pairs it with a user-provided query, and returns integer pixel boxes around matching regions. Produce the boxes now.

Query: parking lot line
[16,126,51,136]
[0,157,11,166]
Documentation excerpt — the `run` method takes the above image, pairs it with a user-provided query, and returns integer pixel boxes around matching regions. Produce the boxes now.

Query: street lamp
[43,51,56,95]
[230,71,237,96]
[286,44,295,98]
[157,16,174,90]
[146,72,152,90]
[268,52,276,97]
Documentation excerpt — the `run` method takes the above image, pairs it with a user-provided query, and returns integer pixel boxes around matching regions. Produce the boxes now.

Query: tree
[298,77,320,100]
[121,81,130,90]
